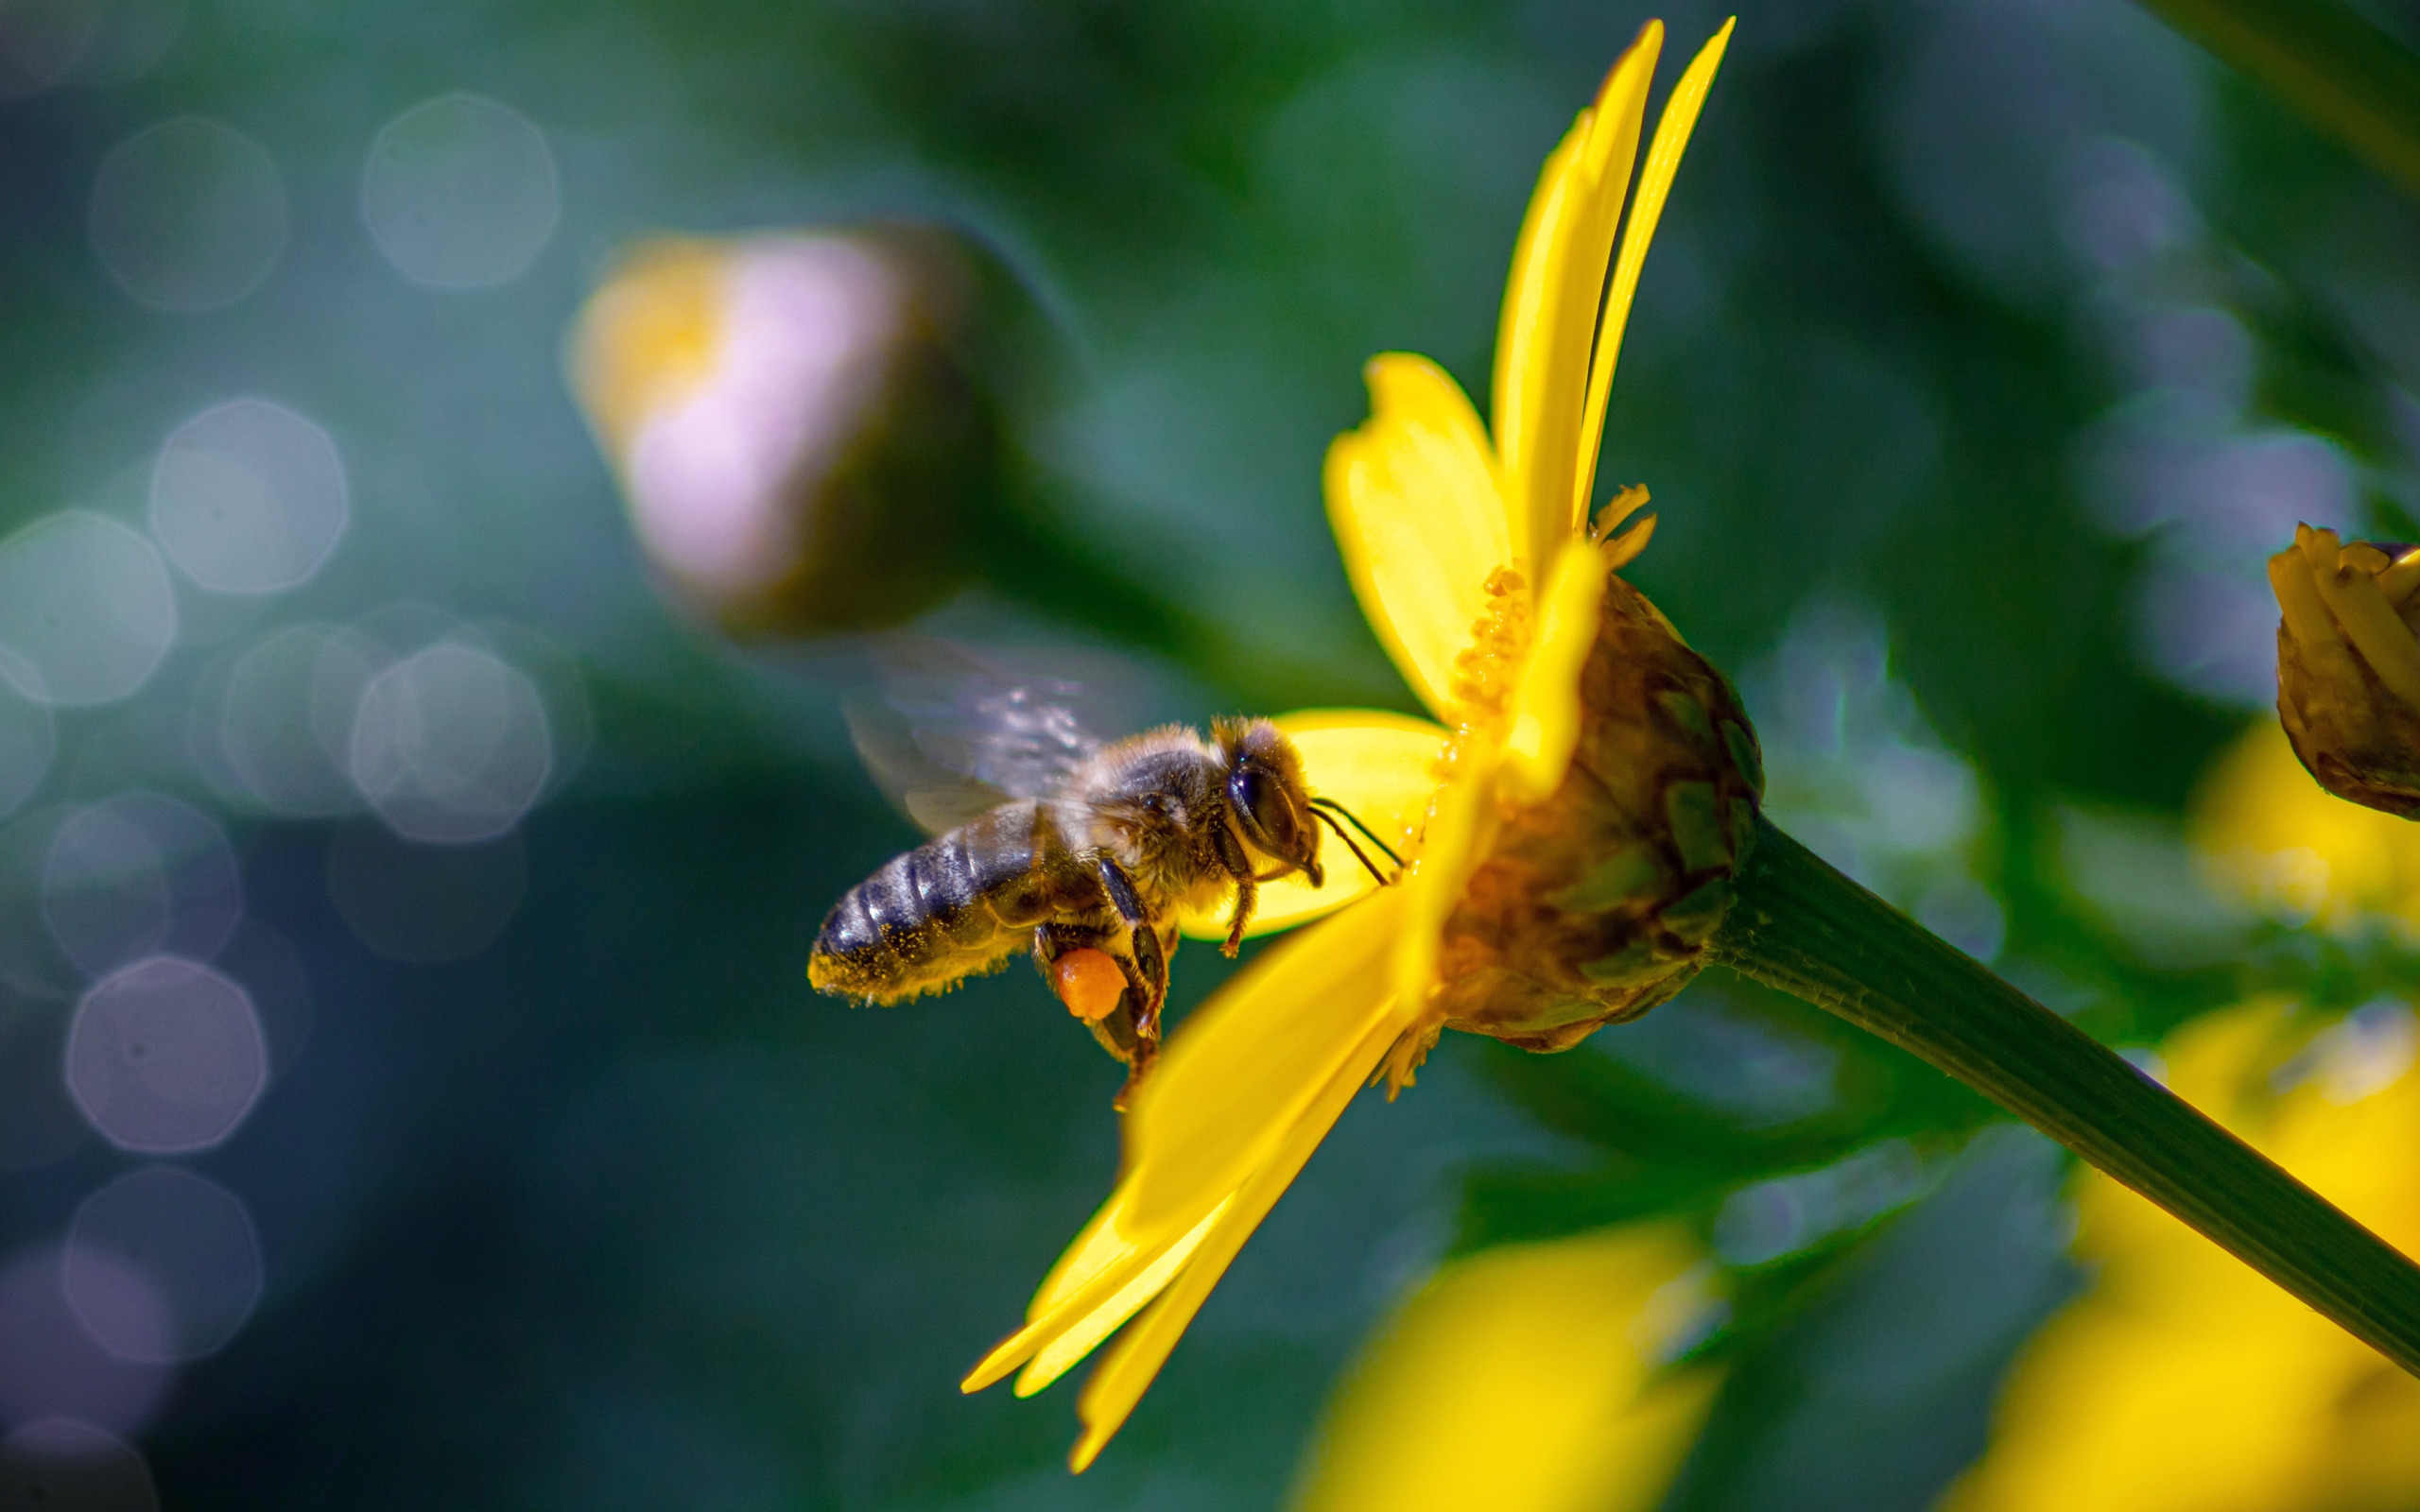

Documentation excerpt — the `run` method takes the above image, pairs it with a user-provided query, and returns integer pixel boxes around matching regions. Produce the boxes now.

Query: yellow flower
[1943,999,2420,1512]
[2270,524,2420,816]
[2192,719,2420,933]
[1292,1223,1725,1512]
[961,18,1736,1469]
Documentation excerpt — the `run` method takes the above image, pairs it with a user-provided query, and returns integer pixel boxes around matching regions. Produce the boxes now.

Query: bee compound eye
[1228,765,1270,830]
[1231,761,1316,867]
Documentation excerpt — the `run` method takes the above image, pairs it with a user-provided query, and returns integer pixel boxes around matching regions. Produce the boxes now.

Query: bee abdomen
[809,809,1044,1003]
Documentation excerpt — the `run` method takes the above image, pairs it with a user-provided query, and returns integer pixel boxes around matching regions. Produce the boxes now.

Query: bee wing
[846,638,1104,835]
[842,695,1017,834]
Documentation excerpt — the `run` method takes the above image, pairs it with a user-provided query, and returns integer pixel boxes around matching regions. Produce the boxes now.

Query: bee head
[1215,718,1322,888]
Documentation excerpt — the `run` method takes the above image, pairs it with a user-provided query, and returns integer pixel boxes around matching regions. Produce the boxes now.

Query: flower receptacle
[1437,570,1763,1049]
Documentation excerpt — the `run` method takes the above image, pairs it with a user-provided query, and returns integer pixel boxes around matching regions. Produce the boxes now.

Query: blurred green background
[2,0,2418,1507]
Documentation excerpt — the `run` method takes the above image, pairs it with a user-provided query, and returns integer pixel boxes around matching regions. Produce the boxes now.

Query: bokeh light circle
[216,626,376,816]
[40,792,241,978]
[0,808,87,998]
[0,0,100,99]
[61,703,188,801]
[66,1166,262,1362]
[68,0,184,91]
[149,398,348,593]
[473,620,592,800]
[360,93,559,289]
[326,820,525,963]
[0,649,56,820]
[348,640,551,843]
[0,1416,160,1512]
[88,116,285,313]
[0,1246,169,1435]
[64,956,266,1154]
[0,513,176,709]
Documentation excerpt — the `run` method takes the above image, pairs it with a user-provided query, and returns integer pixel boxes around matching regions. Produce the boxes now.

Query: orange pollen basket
[1051,949,1127,1022]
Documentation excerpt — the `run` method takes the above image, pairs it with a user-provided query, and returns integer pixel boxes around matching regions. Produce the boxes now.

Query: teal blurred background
[1,0,2418,1506]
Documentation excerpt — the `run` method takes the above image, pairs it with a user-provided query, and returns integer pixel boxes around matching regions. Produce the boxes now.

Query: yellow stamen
[1448,566,1533,733]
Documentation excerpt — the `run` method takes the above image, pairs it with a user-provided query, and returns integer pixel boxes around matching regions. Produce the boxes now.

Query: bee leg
[1093,859,1167,1009]
[1224,876,1255,957]
[1033,922,1151,1100]
[1209,822,1258,957]
[1094,854,1169,1051]
[1028,923,1068,987]
[1092,1003,1146,1074]
[1092,952,1160,1112]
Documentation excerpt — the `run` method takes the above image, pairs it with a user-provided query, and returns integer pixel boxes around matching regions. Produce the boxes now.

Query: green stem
[1713,814,2420,1376]
[2134,0,2420,205]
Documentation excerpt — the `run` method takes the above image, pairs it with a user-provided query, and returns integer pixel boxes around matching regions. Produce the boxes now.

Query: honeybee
[809,658,1397,1100]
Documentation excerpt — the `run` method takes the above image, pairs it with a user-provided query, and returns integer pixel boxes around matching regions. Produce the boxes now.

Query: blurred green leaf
[2136,0,2420,203]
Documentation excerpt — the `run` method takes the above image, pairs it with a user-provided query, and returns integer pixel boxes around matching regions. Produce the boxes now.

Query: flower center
[1446,563,1531,740]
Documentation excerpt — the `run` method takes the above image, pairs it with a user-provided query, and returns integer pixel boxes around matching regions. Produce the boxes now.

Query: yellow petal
[1492,120,1584,552]
[1514,24,1662,579]
[980,849,1418,1399]
[964,1191,1217,1395]
[2378,546,2420,606]
[1392,740,1496,1011]
[959,1218,1191,1393]
[1569,19,1733,536]
[1601,505,1657,571]
[1027,1192,1147,1321]
[2303,526,2420,710]
[1124,885,1408,1234]
[1295,1225,1724,1512]
[2269,546,2365,696]
[1499,543,1610,807]
[1325,356,1511,719]
[1070,1000,1411,1470]
[1178,710,1450,941]
[1014,1200,1228,1396]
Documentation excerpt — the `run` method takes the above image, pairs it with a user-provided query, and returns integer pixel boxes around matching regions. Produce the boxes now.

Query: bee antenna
[1310,801,1400,885]
[1310,798,1405,867]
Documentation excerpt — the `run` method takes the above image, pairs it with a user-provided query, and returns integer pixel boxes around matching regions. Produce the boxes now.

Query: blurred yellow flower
[1292,1223,1724,1512]
[961,17,1736,1470]
[1944,999,2420,1512]
[2192,719,2420,932]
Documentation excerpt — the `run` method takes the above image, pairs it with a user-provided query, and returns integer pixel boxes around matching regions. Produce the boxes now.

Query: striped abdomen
[810,803,1092,1003]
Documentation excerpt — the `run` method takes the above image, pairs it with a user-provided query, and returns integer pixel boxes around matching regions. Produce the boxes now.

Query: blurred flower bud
[1438,572,1764,1050]
[568,225,995,636]
[2269,524,2420,817]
